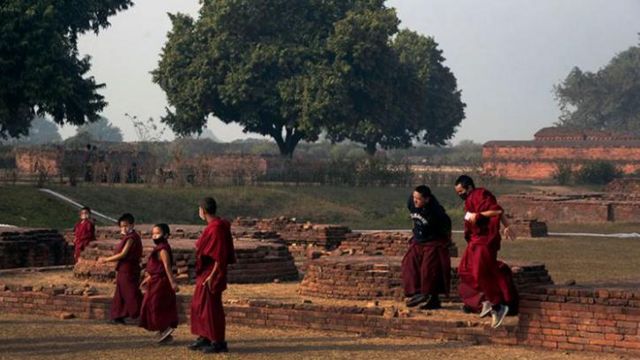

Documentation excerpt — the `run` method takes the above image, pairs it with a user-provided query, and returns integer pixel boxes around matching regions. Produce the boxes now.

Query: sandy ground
[0,313,628,360]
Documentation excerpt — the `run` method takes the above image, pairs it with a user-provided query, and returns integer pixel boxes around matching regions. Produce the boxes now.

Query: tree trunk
[272,126,304,158]
[364,142,377,156]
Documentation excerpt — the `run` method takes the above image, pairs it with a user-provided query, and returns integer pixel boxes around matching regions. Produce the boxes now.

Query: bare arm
[100,239,132,263]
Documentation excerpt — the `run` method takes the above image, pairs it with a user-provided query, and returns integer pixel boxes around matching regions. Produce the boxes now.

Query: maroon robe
[110,231,143,320]
[401,239,451,297]
[139,241,179,331]
[190,217,236,342]
[73,219,96,261]
[458,188,518,313]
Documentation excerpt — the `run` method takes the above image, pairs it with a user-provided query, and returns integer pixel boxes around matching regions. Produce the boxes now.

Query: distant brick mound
[298,256,552,300]
[483,127,640,181]
[500,192,640,223]
[0,228,73,269]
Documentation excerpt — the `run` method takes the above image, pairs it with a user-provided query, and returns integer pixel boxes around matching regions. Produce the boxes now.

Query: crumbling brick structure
[483,127,640,181]
[0,228,73,269]
[298,255,552,301]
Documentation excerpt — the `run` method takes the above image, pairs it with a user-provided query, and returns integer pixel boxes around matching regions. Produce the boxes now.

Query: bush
[575,161,622,185]
[553,163,573,185]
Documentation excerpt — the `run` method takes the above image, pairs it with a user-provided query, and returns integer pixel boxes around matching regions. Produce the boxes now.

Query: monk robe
[457,188,519,314]
[139,241,179,331]
[73,219,96,261]
[191,218,236,342]
[110,231,143,320]
[401,196,452,298]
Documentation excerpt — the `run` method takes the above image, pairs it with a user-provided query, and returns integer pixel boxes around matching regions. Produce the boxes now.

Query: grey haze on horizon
[61,0,639,145]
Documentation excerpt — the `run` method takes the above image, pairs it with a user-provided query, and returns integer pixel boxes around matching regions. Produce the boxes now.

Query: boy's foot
[479,301,492,318]
[202,341,228,354]
[461,305,474,314]
[158,335,174,344]
[109,317,126,325]
[188,337,211,351]
[418,295,441,310]
[158,327,175,343]
[491,305,509,328]
[405,294,427,307]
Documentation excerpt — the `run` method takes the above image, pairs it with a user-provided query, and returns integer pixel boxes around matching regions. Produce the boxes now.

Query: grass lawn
[41,183,536,230]
[453,233,640,284]
[0,185,78,229]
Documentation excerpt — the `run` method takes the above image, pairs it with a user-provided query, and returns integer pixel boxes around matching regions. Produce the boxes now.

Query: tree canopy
[0,0,133,139]
[555,41,640,132]
[154,0,465,156]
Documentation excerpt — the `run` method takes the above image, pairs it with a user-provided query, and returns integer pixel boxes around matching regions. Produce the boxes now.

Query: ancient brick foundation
[500,193,640,223]
[509,219,548,238]
[298,256,552,300]
[1,283,638,356]
[0,228,73,269]
[483,127,640,181]
[73,237,299,284]
[338,231,459,258]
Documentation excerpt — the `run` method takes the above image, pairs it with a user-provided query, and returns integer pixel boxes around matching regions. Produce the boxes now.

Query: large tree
[154,0,464,157]
[555,42,640,132]
[1,115,62,145]
[75,116,123,142]
[0,0,133,139]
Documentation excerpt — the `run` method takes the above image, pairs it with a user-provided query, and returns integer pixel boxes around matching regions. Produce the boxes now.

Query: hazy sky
[64,0,639,144]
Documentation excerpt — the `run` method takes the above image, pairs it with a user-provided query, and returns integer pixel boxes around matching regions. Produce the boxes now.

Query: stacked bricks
[338,231,459,257]
[235,217,351,273]
[0,228,73,269]
[2,281,639,356]
[298,256,553,301]
[509,219,548,238]
[73,225,298,284]
[517,284,640,354]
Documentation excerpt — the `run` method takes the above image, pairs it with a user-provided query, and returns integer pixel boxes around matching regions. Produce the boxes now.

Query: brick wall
[73,237,299,284]
[499,193,640,223]
[482,144,640,181]
[338,231,459,257]
[298,256,552,300]
[517,285,640,354]
[2,283,638,356]
[0,228,73,269]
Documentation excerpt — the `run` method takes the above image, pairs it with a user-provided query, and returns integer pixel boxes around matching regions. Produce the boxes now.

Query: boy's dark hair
[455,175,475,190]
[80,206,91,213]
[154,223,171,237]
[200,197,217,215]
[118,213,135,225]
[414,185,432,198]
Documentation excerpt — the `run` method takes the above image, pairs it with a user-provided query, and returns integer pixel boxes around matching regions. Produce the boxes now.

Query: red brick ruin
[483,127,640,181]
[2,217,640,356]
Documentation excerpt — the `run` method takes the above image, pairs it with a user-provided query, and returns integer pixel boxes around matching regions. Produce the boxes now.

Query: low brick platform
[1,283,638,356]
[338,231,459,257]
[0,228,73,269]
[298,256,552,300]
[74,237,299,284]
[509,219,548,238]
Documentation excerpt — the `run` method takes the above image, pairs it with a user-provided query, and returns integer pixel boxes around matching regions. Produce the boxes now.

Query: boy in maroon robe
[188,197,236,354]
[98,213,143,324]
[139,223,179,343]
[454,175,517,329]
[73,207,96,262]
[401,185,452,310]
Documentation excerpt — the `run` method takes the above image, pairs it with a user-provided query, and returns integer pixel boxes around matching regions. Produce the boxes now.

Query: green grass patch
[0,185,77,229]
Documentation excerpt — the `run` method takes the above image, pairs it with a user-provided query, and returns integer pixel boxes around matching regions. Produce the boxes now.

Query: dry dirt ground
[0,313,628,360]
